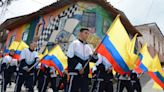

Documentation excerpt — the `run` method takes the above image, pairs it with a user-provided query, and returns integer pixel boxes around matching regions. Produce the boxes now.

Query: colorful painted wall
[6,1,114,53]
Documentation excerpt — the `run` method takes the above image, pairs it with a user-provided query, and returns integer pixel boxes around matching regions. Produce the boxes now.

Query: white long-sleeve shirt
[20,48,38,65]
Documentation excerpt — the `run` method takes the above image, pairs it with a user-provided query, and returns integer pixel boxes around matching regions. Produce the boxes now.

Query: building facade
[135,23,164,62]
[0,0,140,54]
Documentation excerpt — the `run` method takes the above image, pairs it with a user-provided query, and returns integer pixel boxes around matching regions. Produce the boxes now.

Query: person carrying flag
[14,41,38,92]
[0,50,4,72]
[91,54,113,92]
[1,49,17,92]
[38,66,58,92]
[130,71,142,92]
[116,72,133,92]
[67,28,98,92]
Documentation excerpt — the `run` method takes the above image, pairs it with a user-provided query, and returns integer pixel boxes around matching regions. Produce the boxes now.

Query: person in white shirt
[0,50,4,72]
[91,54,113,92]
[1,49,17,92]
[14,41,38,92]
[38,65,58,92]
[116,72,133,92]
[67,28,97,92]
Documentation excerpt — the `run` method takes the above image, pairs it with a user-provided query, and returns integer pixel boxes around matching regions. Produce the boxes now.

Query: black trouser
[14,74,34,92]
[68,74,89,92]
[131,79,141,92]
[79,76,89,92]
[38,75,57,92]
[99,80,113,92]
[1,66,16,92]
[68,75,80,92]
[116,80,133,92]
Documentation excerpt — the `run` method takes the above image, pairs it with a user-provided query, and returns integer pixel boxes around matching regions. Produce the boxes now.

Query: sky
[0,0,164,34]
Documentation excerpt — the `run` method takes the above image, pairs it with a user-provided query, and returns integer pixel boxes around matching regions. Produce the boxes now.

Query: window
[9,33,16,47]
[22,29,29,42]
[103,20,110,34]
[81,12,96,28]
[149,29,152,34]
[153,35,155,47]
[158,41,160,53]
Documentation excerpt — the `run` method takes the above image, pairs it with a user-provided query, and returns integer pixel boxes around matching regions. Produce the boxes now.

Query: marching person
[91,54,113,92]
[49,66,58,92]
[67,28,97,92]
[37,65,49,92]
[1,49,17,92]
[130,71,142,92]
[38,65,58,92]
[0,50,4,72]
[14,41,38,92]
[116,72,133,92]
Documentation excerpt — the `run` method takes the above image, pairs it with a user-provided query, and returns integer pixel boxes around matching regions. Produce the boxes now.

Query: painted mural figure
[14,41,38,92]
[67,28,98,92]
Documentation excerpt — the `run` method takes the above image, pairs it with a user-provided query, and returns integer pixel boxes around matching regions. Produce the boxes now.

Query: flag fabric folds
[150,54,163,72]
[148,71,164,89]
[9,41,29,60]
[148,54,164,89]
[41,45,67,76]
[127,33,138,69]
[96,15,134,75]
[153,80,163,90]
[135,43,153,73]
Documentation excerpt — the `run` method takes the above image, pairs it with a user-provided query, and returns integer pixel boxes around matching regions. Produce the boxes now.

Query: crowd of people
[0,28,142,92]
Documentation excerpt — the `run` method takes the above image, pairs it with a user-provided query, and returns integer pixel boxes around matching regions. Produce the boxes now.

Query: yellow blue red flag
[135,43,153,73]
[96,15,133,75]
[148,71,164,89]
[8,41,29,60]
[41,45,67,76]
[148,54,164,89]
[153,81,163,90]
[127,33,138,69]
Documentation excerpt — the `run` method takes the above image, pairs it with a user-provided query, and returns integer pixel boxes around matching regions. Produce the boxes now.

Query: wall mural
[6,2,113,53]
[33,2,113,53]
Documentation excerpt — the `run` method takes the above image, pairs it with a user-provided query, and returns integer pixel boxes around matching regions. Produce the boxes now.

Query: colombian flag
[153,82,163,90]
[96,15,135,75]
[41,45,67,76]
[135,43,153,73]
[127,33,138,69]
[148,71,164,89]
[149,54,163,72]
[148,54,164,89]
[8,41,28,60]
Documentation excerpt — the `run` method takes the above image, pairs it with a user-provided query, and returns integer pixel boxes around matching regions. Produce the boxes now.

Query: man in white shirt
[67,28,97,92]
[1,49,17,92]
[91,54,113,92]
[14,41,38,92]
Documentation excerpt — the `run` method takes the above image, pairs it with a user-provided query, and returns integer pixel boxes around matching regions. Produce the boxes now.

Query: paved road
[0,80,163,92]
[0,73,163,92]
